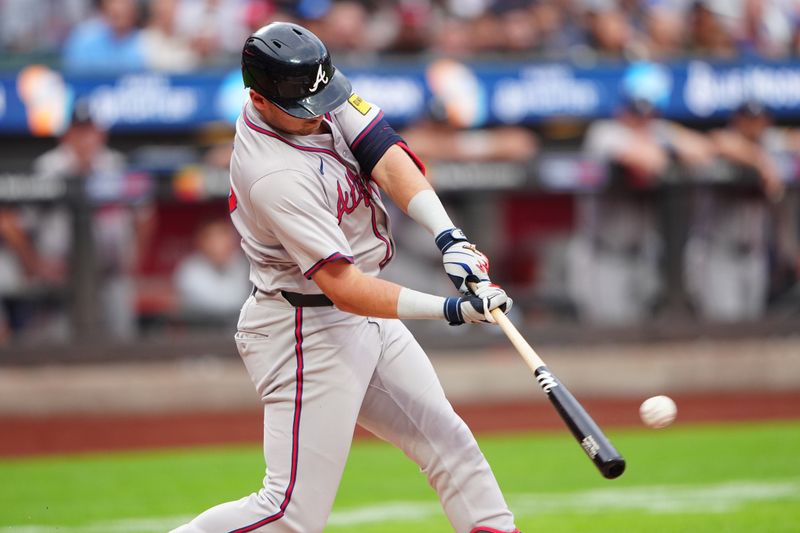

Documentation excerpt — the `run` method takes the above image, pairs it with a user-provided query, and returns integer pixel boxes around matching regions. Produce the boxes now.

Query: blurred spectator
[582,0,635,57]
[684,100,796,321]
[4,0,800,61]
[311,1,370,54]
[738,0,795,57]
[29,101,155,340]
[495,2,540,53]
[243,0,296,33]
[0,210,62,287]
[0,208,63,341]
[197,123,236,170]
[62,0,146,73]
[687,0,737,57]
[0,0,90,54]
[174,0,250,61]
[173,218,249,321]
[638,1,687,60]
[141,0,201,72]
[533,0,584,57]
[567,96,714,325]
[401,99,538,163]
[433,15,477,57]
[390,0,436,53]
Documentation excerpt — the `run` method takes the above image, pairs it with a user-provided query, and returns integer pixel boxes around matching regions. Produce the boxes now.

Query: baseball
[639,395,677,429]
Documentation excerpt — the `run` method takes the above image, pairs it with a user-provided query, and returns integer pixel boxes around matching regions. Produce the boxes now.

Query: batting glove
[436,228,491,294]
[443,283,513,326]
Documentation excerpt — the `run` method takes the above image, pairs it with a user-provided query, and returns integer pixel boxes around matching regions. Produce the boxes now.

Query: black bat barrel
[534,366,626,479]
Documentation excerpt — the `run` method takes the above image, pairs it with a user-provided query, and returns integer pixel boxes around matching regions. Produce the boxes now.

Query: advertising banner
[3,60,800,135]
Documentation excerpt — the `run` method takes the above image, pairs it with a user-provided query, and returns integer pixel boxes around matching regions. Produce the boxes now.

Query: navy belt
[280,290,333,307]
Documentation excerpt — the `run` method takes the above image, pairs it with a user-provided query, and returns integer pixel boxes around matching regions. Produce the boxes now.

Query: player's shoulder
[332,92,379,119]
[232,149,310,194]
[231,131,318,200]
[233,116,309,178]
[329,92,383,141]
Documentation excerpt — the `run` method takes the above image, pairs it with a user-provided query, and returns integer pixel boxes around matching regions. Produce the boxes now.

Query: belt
[280,290,333,307]
[252,286,334,307]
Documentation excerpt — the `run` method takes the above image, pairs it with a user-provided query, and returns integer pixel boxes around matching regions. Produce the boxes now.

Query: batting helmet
[242,22,352,119]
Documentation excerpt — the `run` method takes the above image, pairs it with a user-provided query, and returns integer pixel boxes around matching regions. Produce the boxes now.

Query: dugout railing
[0,156,798,364]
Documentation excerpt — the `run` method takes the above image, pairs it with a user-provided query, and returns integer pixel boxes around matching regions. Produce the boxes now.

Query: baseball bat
[473,285,626,479]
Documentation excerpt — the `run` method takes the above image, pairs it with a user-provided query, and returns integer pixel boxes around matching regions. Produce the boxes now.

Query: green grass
[1,421,799,532]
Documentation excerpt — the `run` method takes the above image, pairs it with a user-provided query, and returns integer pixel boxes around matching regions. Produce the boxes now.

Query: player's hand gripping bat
[469,282,626,479]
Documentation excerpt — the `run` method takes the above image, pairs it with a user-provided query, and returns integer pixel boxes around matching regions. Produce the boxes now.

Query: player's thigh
[357,319,468,453]
[239,308,383,522]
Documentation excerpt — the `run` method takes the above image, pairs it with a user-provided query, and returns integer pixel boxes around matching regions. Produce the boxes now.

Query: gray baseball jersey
[229,95,394,294]
[171,95,518,533]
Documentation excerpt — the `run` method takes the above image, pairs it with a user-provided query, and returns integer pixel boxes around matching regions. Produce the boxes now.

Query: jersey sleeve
[332,93,426,176]
[250,170,354,279]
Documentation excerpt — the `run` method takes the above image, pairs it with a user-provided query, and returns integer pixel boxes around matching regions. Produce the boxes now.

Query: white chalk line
[1,479,798,532]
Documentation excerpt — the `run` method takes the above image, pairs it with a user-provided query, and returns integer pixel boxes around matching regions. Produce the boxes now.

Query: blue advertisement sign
[3,59,800,135]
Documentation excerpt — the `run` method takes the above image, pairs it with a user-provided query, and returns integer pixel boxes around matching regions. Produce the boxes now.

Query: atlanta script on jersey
[228,94,423,296]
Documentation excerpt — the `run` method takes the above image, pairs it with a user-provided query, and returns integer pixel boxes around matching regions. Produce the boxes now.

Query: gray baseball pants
[171,291,516,533]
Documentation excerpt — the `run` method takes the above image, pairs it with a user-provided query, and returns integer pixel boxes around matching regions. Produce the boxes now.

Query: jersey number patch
[348,93,372,115]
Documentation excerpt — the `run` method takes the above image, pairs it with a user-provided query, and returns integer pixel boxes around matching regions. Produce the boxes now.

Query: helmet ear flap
[242,62,270,99]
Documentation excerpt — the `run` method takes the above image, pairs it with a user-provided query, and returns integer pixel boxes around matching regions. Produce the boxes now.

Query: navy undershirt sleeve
[350,115,405,175]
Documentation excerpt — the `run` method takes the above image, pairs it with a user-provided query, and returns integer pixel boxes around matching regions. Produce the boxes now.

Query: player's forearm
[333,281,445,320]
[328,272,404,318]
[372,145,456,236]
[313,261,444,319]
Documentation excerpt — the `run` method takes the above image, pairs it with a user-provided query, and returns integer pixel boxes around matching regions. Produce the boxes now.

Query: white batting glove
[443,283,513,325]
[435,228,491,294]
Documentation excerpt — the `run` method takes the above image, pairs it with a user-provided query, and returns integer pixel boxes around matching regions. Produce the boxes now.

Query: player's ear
[249,89,267,109]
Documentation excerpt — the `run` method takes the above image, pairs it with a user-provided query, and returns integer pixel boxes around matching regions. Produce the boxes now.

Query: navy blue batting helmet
[242,22,352,118]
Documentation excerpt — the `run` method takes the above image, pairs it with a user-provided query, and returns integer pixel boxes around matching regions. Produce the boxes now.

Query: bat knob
[601,458,626,479]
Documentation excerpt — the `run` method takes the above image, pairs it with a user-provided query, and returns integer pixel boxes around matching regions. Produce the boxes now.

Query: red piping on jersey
[350,111,385,150]
[242,111,350,167]
[395,141,427,176]
[469,528,521,533]
[228,308,305,533]
[367,200,393,270]
[304,251,355,279]
[243,108,393,274]
[228,187,238,213]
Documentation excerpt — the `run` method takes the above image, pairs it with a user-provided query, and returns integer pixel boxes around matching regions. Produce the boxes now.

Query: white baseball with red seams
[639,395,678,429]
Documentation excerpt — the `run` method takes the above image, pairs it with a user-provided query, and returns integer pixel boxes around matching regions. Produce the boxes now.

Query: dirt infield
[2,391,798,457]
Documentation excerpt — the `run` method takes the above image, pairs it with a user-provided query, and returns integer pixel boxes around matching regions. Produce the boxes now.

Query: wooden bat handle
[467,281,545,371]
[489,308,545,372]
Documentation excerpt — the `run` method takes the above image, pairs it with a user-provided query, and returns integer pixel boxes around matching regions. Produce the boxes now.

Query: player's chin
[296,117,323,135]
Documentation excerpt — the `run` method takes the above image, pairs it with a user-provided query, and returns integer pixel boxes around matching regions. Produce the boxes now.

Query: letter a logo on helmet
[309,64,329,93]
[241,22,352,118]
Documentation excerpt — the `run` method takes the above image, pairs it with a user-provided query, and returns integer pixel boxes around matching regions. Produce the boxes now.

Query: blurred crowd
[4,0,800,71]
[1,0,800,344]
[1,89,800,343]
[386,93,800,327]
[567,96,800,325]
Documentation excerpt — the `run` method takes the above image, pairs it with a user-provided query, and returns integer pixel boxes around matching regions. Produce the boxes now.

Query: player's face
[250,90,325,136]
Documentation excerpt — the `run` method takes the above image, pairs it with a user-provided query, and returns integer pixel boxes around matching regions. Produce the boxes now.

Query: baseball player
[171,22,520,533]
